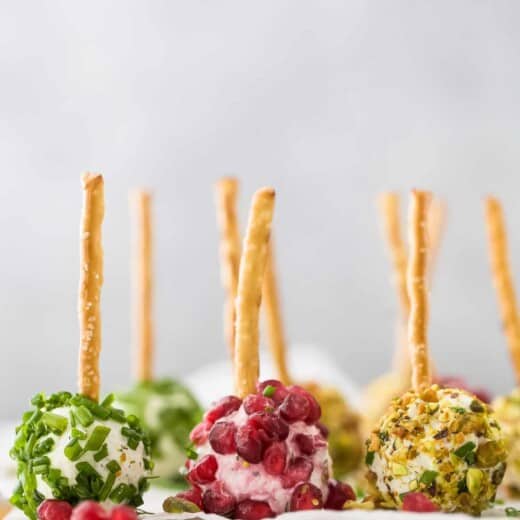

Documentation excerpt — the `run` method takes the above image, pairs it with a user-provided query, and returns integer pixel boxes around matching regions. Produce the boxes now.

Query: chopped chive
[89,403,110,420]
[101,394,115,407]
[33,437,54,456]
[186,445,198,461]
[106,460,121,474]
[143,458,153,471]
[75,461,101,479]
[262,385,276,397]
[109,408,126,423]
[365,451,375,465]
[419,470,438,485]
[71,428,87,440]
[454,441,476,459]
[33,464,49,475]
[64,439,83,461]
[41,412,68,434]
[84,425,111,452]
[127,437,139,450]
[99,472,116,501]
[93,444,108,462]
[73,406,94,427]
[109,483,130,503]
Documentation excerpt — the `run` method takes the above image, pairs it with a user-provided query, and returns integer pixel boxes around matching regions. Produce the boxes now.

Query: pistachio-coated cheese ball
[365,385,507,515]
[492,388,520,497]
[10,392,151,520]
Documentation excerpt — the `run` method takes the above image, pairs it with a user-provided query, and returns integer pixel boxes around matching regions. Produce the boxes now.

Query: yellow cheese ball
[303,382,363,478]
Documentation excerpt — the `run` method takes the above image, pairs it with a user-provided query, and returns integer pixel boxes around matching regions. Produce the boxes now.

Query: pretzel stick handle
[234,188,275,397]
[485,197,520,383]
[132,191,154,382]
[78,173,104,401]
[263,239,292,386]
[378,193,410,318]
[215,178,242,355]
[407,190,432,392]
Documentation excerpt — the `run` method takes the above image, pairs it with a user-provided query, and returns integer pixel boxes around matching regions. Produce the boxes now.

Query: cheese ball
[365,385,507,515]
[117,378,202,481]
[10,392,151,520]
[173,380,333,517]
[492,388,520,497]
[302,382,363,478]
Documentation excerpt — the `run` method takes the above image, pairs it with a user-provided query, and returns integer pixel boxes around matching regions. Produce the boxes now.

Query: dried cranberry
[281,457,313,488]
[235,424,265,463]
[38,500,74,520]
[205,396,242,424]
[324,480,356,510]
[234,500,275,519]
[402,492,439,512]
[110,506,138,520]
[289,386,321,424]
[289,483,323,511]
[263,442,287,475]
[175,486,203,509]
[279,391,310,422]
[209,421,237,454]
[243,395,275,415]
[190,421,211,445]
[247,413,289,442]
[202,483,236,516]
[256,380,288,406]
[70,502,108,520]
[294,434,315,455]
[187,454,218,485]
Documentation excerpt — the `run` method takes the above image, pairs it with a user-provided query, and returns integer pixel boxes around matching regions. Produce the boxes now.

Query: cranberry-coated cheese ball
[166,381,354,518]
[365,385,507,515]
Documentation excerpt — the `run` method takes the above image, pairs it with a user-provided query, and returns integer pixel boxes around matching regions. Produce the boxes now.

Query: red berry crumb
[289,483,323,511]
[247,413,289,442]
[402,492,439,512]
[256,380,288,406]
[279,391,310,422]
[263,441,287,475]
[209,421,237,454]
[234,499,275,519]
[294,433,315,455]
[205,396,242,424]
[243,395,275,415]
[235,424,266,463]
[110,506,137,520]
[187,454,218,485]
[202,483,236,516]
[324,480,356,510]
[70,501,109,520]
[281,457,313,488]
[190,421,211,445]
[175,486,203,510]
[37,500,74,520]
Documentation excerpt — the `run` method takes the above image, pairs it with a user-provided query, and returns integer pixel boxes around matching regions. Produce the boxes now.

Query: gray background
[1,1,519,419]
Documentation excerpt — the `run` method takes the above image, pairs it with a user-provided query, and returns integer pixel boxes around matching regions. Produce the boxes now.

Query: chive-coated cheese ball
[117,379,202,481]
[492,388,520,497]
[10,392,151,520]
[365,385,507,515]
[302,382,363,478]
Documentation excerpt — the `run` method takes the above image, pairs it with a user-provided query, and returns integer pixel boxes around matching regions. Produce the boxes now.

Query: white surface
[2,1,520,420]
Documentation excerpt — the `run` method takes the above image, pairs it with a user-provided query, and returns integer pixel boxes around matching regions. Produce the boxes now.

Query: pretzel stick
[215,178,242,354]
[263,238,292,386]
[378,193,410,318]
[78,173,104,401]
[407,190,432,392]
[484,197,520,383]
[234,188,275,397]
[131,190,154,382]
